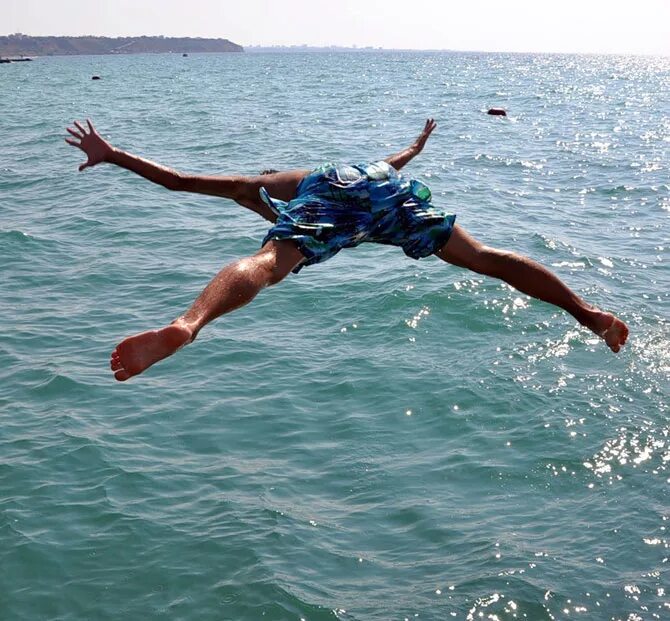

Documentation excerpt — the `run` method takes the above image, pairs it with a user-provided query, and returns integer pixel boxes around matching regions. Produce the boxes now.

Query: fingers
[66,119,88,144]
[424,118,437,133]
[414,118,437,151]
[66,126,83,140]
[418,119,436,140]
[65,120,95,170]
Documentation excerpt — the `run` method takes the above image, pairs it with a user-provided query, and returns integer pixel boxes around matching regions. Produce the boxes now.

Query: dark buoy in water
[487,107,507,116]
[91,75,101,80]
[183,53,188,57]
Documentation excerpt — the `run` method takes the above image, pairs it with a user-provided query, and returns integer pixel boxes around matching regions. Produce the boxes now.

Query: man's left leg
[110,240,305,381]
[435,225,628,352]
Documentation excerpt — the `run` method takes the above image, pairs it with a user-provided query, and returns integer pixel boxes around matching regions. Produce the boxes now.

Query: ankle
[578,306,614,336]
[171,317,197,342]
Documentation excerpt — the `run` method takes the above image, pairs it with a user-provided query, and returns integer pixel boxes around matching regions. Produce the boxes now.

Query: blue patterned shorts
[260,161,456,273]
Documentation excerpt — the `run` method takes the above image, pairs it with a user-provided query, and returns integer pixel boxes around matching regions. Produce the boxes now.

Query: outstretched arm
[64,119,287,221]
[65,119,187,188]
[384,118,437,171]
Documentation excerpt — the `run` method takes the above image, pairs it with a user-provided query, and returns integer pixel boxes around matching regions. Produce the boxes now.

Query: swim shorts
[260,161,456,273]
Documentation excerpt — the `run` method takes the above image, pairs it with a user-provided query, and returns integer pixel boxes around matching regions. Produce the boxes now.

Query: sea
[0,51,668,621]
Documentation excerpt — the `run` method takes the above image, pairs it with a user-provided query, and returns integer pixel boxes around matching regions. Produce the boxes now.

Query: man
[65,119,628,382]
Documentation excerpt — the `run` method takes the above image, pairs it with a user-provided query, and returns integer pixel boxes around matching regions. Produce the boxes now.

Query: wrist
[105,146,120,164]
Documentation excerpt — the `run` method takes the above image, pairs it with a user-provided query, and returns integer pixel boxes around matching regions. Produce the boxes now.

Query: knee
[438,226,524,278]
[260,240,303,285]
[265,260,292,286]
[235,250,292,287]
[470,246,517,277]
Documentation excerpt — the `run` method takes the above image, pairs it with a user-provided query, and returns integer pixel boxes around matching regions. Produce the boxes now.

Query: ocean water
[1,51,668,620]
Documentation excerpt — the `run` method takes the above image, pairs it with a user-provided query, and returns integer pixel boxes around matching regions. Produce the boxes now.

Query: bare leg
[436,225,628,352]
[110,240,305,381]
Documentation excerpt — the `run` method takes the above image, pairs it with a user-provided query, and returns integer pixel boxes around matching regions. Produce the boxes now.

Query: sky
[4,0,670,55]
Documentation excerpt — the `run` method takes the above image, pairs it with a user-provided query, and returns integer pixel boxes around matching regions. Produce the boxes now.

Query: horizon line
[2,33,668,57]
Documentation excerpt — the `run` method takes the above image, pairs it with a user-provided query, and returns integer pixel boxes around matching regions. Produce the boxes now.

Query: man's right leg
[435,225,629,352]
[110,240,305,381]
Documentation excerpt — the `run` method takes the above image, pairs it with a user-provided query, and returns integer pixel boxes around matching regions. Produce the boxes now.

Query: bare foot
[110,321,193,381]
[588,310,629,353]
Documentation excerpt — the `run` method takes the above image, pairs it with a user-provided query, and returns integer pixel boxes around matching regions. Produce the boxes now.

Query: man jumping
[65,119,628,382]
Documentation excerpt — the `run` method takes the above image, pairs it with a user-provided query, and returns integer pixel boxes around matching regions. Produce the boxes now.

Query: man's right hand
[384,117,438,171]
[65,119,113,171]
[413,118,437,153]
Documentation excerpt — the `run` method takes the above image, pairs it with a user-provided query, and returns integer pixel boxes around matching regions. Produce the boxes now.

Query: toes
[611,321,629,351]
[602,318,629,353]
[111,349,130,377]
[114,369,132,382]
[110,350,123,371]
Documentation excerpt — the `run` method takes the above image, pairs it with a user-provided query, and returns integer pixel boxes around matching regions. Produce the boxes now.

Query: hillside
[0,34,244,56]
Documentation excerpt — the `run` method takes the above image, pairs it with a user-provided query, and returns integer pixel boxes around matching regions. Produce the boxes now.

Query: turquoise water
[1,51,669,620]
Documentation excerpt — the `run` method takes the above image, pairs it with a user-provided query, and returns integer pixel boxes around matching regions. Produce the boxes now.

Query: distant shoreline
[2,35,665,59]
[0,34,243,57]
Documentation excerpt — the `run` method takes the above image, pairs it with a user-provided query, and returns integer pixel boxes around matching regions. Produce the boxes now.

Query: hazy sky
[5,0,670,55]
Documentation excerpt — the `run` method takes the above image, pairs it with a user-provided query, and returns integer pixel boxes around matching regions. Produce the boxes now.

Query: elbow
[164,172,189,192]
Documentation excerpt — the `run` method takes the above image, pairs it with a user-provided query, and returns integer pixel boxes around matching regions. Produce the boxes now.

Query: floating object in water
[91,75,101,80]
[1,56,33,64]
[487,108,507,116]
[183,53,188,57]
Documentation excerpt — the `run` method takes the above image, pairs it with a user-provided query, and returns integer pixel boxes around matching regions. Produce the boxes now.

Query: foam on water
[1,51,669,620]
